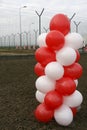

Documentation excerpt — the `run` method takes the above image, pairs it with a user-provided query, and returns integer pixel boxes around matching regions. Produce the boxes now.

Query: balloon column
[34,14,83,126]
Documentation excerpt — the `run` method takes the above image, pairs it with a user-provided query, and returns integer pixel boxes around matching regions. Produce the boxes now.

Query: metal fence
[0,31,39,50]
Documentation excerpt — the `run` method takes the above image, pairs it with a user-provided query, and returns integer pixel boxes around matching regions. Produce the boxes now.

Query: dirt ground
[0,54,87,130]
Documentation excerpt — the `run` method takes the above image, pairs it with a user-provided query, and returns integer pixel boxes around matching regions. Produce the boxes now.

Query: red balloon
[34,63,45,76]
[46,30,65,51]
[44,90,63,110]
[64,63,83,79]
[75,50,80,62]
[50,14,70,35]
[70,107,77,116]
[35,47,56,67]
[56,77,76,96]
[34,103,54,122]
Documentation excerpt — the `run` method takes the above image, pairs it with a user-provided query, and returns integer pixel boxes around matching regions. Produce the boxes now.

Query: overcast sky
[0,0,87,36]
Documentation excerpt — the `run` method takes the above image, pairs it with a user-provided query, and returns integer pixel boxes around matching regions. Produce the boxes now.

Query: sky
[0,0,87,40]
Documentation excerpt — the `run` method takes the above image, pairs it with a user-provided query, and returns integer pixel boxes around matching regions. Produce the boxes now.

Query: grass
[0,54,87,130]
[0,47,36,55]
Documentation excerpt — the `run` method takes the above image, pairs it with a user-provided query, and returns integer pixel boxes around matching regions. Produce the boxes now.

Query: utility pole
[27,32,31,50]
[24,32,28,47]
[73,21,81,33]
[69,13,76,32]
[43,27,49,32]
[8,35,10,48]
[19,6,27,47]
[69,13,76,21]
[33,29,38,49]
[35,8,44,35]
[11,33,15,47]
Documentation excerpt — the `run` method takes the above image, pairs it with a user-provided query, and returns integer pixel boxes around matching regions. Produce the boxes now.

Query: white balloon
[54,104,73,126]
[74,79,78,87]
[35,75,56,93]
[63,90,83,107]
[65,32,84,49]
[35,90,45,103]
[37,33,47,47]
[56,47,76,66]
[45,62,64,80]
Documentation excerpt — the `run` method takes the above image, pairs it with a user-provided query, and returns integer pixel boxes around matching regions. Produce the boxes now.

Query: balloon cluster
[34,14,83,126]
